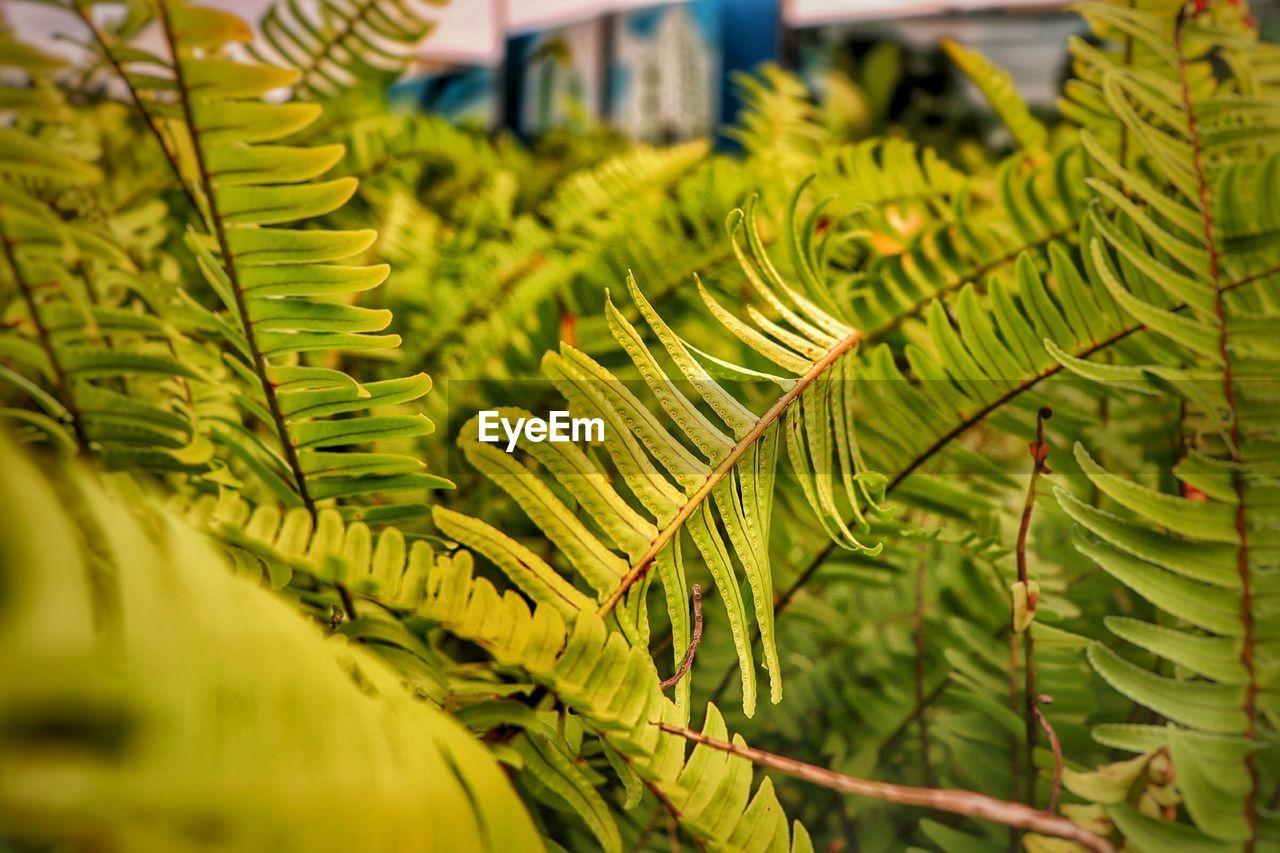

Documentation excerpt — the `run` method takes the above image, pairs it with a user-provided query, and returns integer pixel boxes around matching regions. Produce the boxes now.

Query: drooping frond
[250,0,442,99]
[434,196,894,718]
[183,486,814,851]
[375,526,816,851]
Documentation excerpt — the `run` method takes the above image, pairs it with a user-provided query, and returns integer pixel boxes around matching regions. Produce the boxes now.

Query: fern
[0,433,542,849]
[142,1,444,519]
[1045,4,1280,845]
[942,37,1049,150]
[374,527,814,852]
[0,49,201,465]
[7,1,1280,849]
[179,485,813,850]
[251,0,441,99]
[435,197,894,719]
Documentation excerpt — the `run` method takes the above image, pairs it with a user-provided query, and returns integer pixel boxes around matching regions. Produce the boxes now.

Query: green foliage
[251,0,443,98]
[3,0,1280,850]
[0,433,540,850]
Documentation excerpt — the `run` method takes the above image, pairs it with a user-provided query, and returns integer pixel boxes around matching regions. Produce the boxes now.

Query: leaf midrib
[159,4,315,514]
[597,328,863,616]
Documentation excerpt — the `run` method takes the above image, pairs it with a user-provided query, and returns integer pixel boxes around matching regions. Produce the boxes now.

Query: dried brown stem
[661,584,703,690]
[1014,406,1051,808]
[656,721,1114,853]
[1033,695,1063,815]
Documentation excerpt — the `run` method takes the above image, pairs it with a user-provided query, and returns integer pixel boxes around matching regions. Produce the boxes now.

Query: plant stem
[1033,695,1063,815]
[1014,407,1051,807]
[661,584,703,690]
[657,722,1115,853]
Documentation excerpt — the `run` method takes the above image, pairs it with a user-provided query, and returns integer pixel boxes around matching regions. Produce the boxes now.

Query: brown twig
[661,584,703,690]
[1013,406,1051,808]
[1033,695,1063,815]
[656,721,1114,853]
[1016,407,1052,590]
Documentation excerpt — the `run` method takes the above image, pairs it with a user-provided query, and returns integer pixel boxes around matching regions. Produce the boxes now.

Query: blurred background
[10,0,1280,146]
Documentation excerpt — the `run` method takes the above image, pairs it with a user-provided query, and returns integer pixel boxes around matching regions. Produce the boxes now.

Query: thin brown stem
[657,722,1114,853]
[1175,10,1257,847]
[661,584,703,690]
[1014,407,1051,808]
[1033,695,1063,815]
[599,329,863,616]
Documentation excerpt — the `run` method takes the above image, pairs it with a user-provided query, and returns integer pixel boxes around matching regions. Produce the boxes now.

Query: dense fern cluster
[2,0,1278,850]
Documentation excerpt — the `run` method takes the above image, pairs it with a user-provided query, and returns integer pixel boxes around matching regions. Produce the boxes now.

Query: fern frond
[0,433,543,850]
[400,537,814,852]
[0,117,205,467]
[845,146,1087,338]
[190,485,814,849]
[250,0,442,99]
[728,64,829,183]
[818,137,969,224]
[1048,5,1280,846]
[127,0,444,519]
[942,38,1048,150]
[543,139,711,239]
[434,195,897,718]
